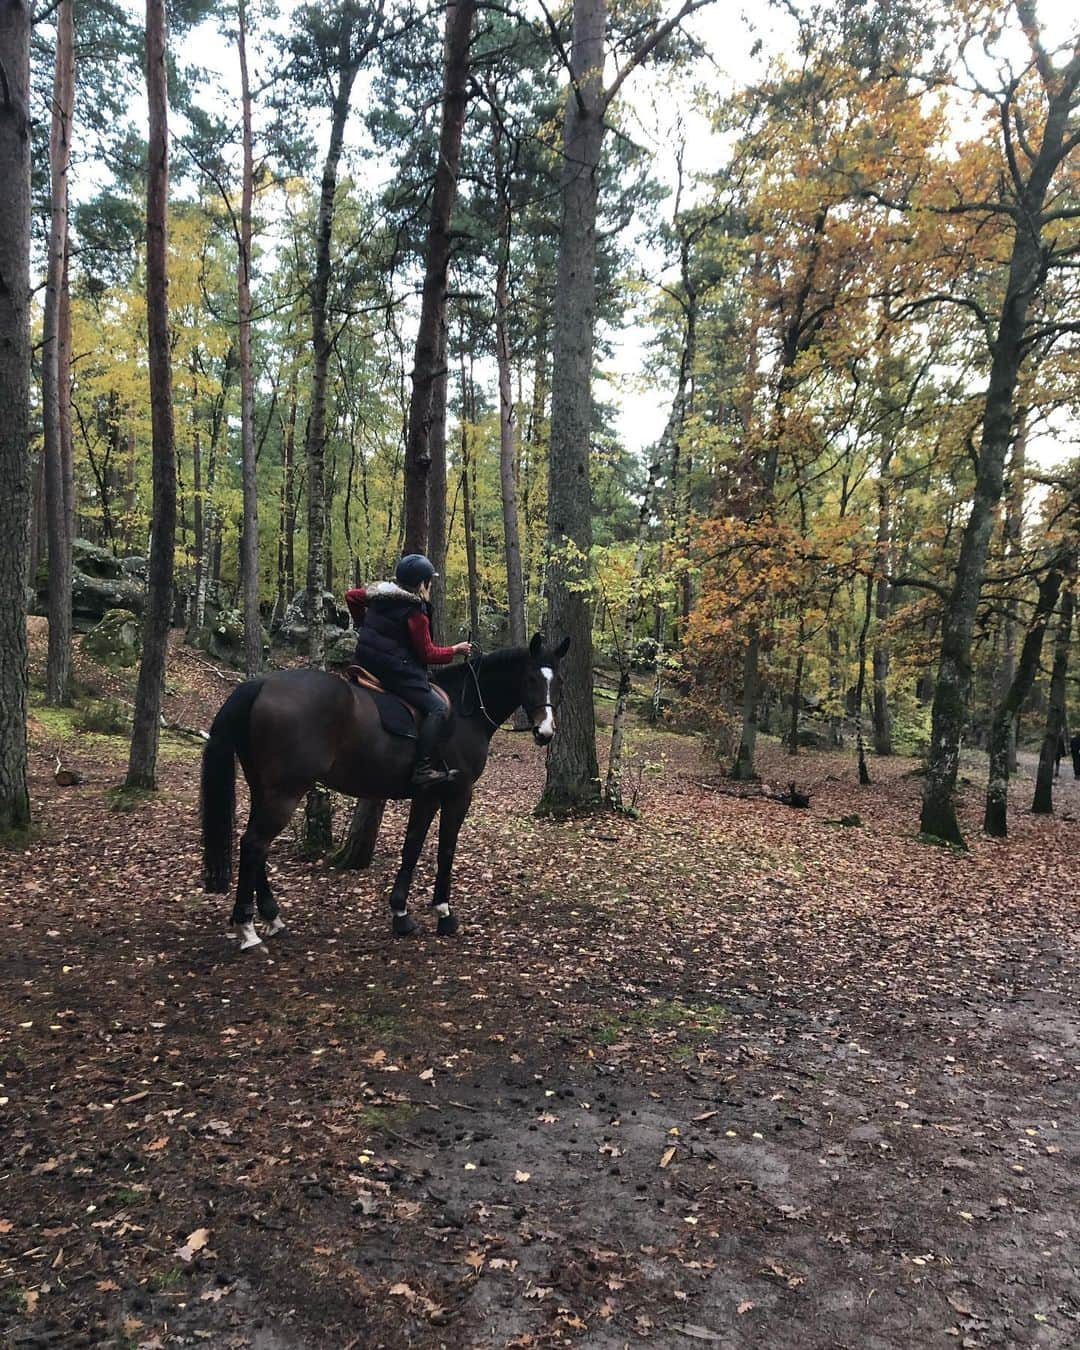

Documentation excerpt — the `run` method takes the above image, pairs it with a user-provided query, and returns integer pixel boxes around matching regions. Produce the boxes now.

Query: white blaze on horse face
[536,667,556,741]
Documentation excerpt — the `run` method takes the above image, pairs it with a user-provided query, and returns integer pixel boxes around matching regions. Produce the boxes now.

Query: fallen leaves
[175,1227,211,1263]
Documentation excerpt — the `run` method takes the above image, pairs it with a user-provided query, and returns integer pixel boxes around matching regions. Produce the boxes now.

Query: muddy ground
[1,625,1078,1348]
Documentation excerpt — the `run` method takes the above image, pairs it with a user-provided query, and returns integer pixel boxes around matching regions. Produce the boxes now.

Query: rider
[345,555,474,790]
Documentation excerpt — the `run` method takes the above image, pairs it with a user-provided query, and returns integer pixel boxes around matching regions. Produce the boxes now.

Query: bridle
[462,643,554,735]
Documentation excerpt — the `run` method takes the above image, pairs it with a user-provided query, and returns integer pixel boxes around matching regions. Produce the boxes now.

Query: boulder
[277,588,351,647]
[201,609,270,668]
[32,539,148,631]
[325,630,357,667]
[82,609,141,669]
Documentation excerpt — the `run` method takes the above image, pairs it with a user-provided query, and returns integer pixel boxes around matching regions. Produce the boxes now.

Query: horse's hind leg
[388,793,440,937]
[232,788,302,950]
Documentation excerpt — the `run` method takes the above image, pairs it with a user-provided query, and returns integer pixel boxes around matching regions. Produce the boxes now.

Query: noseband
[462,647,554,734]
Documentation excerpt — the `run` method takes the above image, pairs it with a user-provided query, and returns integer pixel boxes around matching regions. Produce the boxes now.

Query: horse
[200,634,569,948]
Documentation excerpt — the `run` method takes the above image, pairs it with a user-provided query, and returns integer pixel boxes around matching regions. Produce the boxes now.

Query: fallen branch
[698,780,812,807]
[161,716,210,742]
[175,647,241,684]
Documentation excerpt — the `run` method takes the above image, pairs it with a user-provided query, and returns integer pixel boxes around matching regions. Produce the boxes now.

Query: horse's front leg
[431,787,472,937]
[389,794,440,936]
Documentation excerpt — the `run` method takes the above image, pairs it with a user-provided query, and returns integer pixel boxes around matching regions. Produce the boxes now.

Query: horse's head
[523,634,570,746]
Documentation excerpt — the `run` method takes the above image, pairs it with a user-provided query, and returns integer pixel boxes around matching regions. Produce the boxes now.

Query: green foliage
[76,699,132,737]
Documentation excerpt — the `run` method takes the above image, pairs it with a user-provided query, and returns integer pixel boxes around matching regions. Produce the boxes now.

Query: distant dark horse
[201,635,569,948]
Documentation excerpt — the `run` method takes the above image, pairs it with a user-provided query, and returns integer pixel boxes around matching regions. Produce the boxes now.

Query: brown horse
[201,635,568,948]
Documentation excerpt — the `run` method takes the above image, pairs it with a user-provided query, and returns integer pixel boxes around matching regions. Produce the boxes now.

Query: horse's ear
[553,635,570,661]
[529,633,543,660]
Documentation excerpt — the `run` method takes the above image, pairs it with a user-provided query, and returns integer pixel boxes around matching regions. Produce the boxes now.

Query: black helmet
[395,554,437,590]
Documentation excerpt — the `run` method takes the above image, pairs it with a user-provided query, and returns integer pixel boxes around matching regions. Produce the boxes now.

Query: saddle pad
[370,690,419,740]
[345,667,450,740]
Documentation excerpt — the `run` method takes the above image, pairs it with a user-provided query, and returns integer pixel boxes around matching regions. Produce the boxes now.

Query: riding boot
[411,709,456,790]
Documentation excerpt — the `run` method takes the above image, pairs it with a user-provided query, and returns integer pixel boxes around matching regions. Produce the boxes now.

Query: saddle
[346,665,451,740]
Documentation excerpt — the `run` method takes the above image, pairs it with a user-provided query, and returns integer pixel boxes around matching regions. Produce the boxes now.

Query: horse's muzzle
[533,726,554,746]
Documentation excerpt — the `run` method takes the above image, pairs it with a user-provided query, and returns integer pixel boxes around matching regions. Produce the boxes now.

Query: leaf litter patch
[1,628,1078,1345]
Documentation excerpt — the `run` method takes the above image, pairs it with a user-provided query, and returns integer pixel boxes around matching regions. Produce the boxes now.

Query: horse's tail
[201,677,265,893]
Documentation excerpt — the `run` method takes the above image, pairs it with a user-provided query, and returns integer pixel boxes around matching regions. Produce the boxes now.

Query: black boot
[411,710,456,790]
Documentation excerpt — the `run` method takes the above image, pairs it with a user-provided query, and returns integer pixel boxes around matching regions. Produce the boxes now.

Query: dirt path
[2,639,1078,1348]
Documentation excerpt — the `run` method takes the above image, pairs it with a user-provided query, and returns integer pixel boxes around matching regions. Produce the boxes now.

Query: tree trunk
[126,0,177,790]
[59,250,75,536]
[237,0,261,677]
[402,0,475,554]
[460,370,480,637]
[335,797,386,870]
[827,624,844,746]
[428,318,449,636]
[305,38,359,673]
[605,457,660,810]
[731,634,762,780]
[872,460,893,755]
[920,68,1078,844]
[42,0,75,706]
[984,564,1062,837]
[0,0,32,834]
[1032,584,1073,815]
[538,0,606,815]
[280,366,298,610]
[787,642,804,757]
[495,226,525,646]
[855,573,873,785]
[999,414,1026,774]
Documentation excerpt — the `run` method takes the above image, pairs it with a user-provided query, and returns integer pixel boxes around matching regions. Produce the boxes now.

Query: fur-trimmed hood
[364,581,422,605]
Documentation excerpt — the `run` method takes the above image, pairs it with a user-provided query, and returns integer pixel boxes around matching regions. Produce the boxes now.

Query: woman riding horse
[201,617,569,948]
[345,554,474,790]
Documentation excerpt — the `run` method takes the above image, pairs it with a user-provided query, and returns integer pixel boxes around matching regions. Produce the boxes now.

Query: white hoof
[237,922,262,951]
[264,916,286,937]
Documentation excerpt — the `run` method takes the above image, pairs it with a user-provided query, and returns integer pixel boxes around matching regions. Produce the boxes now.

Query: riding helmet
[395,553,438,590]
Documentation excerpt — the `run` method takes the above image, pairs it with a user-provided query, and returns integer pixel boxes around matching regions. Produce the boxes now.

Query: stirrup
[411,763,452,790]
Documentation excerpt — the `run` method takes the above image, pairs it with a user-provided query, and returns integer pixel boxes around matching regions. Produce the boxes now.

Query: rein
[460,642,550,733]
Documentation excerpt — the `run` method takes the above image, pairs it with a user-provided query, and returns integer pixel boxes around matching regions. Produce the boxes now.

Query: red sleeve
[406,610,456,665]
[345,588,368,627]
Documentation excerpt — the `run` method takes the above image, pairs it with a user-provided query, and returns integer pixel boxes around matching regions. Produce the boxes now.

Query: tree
[0,0,32,835]
[983,560,1063,836]
[401,0,476,555]
[539,0,710,815]
[125,0,177,790]
[237,0,261,676]
[918,8,1080,844]
[1032,581,1074,815]
[42,0,75,705]
[491,91,526,648]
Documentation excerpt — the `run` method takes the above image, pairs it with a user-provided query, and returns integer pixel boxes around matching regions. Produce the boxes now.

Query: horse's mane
[433,646,529,695]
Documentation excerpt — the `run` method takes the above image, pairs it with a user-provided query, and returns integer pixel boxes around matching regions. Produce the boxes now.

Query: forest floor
[2,621,1079,1350]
